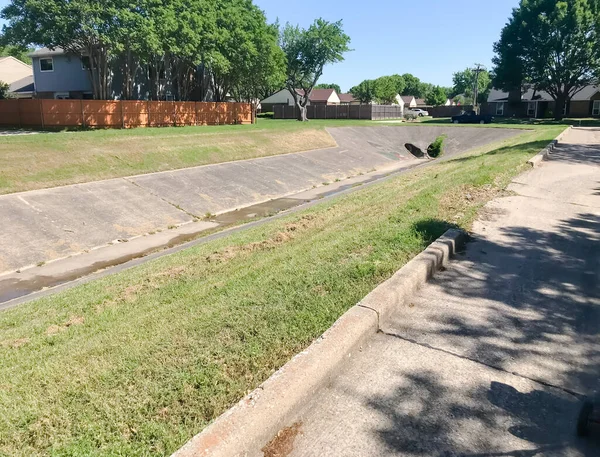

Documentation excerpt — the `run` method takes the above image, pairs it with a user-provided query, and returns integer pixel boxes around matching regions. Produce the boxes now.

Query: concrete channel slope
[0,126,520,274]
[285,128,600,456]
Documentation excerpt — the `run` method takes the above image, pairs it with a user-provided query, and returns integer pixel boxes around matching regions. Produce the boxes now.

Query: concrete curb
[171,229,466,457]
[527,126,571,168]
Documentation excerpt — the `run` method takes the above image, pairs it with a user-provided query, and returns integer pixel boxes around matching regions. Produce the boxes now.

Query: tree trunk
[297,103,308,122]
[555,93,566,121]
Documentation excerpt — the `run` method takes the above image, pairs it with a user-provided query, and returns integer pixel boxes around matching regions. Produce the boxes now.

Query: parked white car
[408,108,429,117]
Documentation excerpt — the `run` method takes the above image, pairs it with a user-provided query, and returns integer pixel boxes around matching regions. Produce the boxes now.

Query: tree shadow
[363,207,600,455]
[549,143,600,165]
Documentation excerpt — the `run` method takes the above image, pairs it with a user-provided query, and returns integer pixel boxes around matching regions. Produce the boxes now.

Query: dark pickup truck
[451,110,494,124]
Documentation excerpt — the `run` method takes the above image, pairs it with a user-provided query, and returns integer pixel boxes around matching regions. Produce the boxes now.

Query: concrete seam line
[527,126,570,168]
[171,229,465,457]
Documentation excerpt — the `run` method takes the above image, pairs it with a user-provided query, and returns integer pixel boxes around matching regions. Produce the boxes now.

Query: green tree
[373,75,398,104]
[231,21,286,121]
[389,74,405,95]
[426,85,447,106]
[349,79,375,103]
[0,44,33,64]
[493,0,600,119]
[452,67,491,104]
[0,80,10,99]
[315,83,341,93]
[280,18,351,121]
[401,73,426,97]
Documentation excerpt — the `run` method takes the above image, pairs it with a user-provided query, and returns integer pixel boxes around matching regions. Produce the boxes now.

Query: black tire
[453,120,459,124]
[419,113,424,117]
[577,400,594,436]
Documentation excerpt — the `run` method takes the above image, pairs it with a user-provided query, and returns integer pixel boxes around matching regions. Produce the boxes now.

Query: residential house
[339,93,359,105]
[443,98,456,106]
[29,47,210,100]
[260,88,341,112]
[30,48,94,99]
[400,96,417,109]
[0,56,34,98]
[415,98,428,108]
[484,86,600,118]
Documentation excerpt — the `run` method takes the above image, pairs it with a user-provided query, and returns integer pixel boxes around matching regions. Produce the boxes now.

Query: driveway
[288,127,600,456]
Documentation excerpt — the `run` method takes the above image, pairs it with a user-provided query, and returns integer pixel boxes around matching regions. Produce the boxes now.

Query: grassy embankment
[0,125,563,456]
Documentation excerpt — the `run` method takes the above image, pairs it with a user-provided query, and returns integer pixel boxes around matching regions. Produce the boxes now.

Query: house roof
[400,96,415,103]
[29,47,66,58]
[338,93,356,103]
[0,56,32,70]
[9,75,34,93]
[488,85,600,102]
[415,98,427,106]
[296,88,336,102]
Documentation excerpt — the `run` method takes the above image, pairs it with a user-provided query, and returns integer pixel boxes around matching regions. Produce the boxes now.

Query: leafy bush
[0,81,10,100]
[427,134,446,158]
[404,113,417,122]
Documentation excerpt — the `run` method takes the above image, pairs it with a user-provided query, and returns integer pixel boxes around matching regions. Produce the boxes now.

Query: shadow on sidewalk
[364,209,600,455]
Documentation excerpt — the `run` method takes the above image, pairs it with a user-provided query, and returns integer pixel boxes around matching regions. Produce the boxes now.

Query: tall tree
[373,75,398,104]
[401,73,426,97]
[0,44,33,64]
[315,83,341,93]
[231,22,286,121]
[1,0,119,99]
[389,74,406,96]
[493,0,600,119]
[426,85,447,106]
[280,19,351,121]
[452,67,491,104]
[349,79,375,104]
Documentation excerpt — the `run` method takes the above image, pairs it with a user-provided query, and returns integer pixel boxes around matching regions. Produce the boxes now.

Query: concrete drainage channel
[0,159,431,310]
[172,229,467,457]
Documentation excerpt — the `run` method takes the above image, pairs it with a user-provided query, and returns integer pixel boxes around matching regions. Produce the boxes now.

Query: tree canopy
[0,0,286,103]
[425,86,448,106]
[315,83,342,93]
[492,0,600,119]
[452,67,492,104]
[373,76,399,104]
[349,79,375,103]
[280,18,351,121]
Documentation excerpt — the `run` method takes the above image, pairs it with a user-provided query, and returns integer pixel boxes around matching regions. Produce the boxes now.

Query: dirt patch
[46,315,85,336]
[1,337,30,348]
[439,184,510,222]
[206,215,320,264]
[262,422,303,457]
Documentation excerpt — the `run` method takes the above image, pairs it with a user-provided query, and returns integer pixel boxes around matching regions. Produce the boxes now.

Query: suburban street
[288,128,600,456]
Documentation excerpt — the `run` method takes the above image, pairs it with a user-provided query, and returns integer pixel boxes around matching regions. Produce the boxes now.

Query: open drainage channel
[0,159,437,310]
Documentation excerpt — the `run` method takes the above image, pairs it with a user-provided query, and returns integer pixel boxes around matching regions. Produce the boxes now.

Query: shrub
[0,81,10,100]
[427,134,446,158]
[404,113,417,122]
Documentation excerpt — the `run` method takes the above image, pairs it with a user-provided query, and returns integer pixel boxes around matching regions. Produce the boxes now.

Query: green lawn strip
[0,119,380,195]
[0,126,563,457]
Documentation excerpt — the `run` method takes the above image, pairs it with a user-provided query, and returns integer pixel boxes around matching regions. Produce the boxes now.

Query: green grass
[0,125,564,457]
[0,119,381,195]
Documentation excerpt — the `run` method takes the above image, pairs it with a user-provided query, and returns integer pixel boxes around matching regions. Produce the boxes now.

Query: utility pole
[472,63,486,113]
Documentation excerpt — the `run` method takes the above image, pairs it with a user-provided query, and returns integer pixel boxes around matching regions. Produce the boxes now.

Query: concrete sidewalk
[287,128,600,456]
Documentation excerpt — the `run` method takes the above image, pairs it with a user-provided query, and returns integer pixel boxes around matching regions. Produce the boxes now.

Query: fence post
[147,100,150,127]
[39,99,45,129]
[173,100,176,127]
[81,99,86,128]
[120,100,125,129]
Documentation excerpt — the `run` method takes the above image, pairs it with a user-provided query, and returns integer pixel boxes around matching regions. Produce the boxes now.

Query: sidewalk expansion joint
[379,329,584,400]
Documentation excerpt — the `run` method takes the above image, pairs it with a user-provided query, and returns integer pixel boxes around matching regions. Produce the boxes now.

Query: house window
[54,92,70,99]
[527,101,536,117]
[81,56,91,70]
[593,100,600,116]
[40,58,54,72]
[496,102,505,116]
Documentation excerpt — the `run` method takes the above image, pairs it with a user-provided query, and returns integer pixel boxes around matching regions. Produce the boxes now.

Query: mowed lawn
[0,126,563,456]
[0,119,379,195]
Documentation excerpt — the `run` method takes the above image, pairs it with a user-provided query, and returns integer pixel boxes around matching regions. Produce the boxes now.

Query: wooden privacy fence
[274,104,404,120]
[0,99,253,128]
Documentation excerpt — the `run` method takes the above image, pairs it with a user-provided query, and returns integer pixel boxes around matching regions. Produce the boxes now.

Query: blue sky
[0,0,518,92]
[255,0,519,91]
